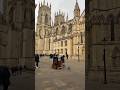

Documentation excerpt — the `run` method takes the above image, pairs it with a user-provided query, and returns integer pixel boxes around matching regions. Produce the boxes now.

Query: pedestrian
[66,52,68,60]
[55,55,59,69]
[66,54,68,59]
[58,55,62,68]
[49,54,53,62]
[52,54,56,69]
[52,54,58,69]
[35,54,39,68]
[0,66,11,90]
[61,55,65,68]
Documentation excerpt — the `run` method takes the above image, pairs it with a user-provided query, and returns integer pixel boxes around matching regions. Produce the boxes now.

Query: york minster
[35,0,85,60]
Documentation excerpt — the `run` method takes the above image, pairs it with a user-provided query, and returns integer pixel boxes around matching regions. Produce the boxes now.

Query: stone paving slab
[35,56,85,90]
[8,71,35,90]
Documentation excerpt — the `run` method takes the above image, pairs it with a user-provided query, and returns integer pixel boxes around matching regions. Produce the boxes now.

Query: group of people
[35,53,69,69]
[50,54,68,69]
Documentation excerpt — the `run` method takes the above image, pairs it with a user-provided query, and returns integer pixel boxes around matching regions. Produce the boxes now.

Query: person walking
[49,54,53,62]
[61,55,65,68]
[56,55,59,69]
[35,54,39,68]
[52,54,56,69]
[66,52,68,60]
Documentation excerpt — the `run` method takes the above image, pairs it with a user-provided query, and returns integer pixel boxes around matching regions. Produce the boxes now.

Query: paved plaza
[35,56,85,90]
[8,71,35,90]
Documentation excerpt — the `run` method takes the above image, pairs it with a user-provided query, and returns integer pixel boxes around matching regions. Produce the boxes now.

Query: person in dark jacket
[0,66,11,90]
[35,54,39,68]
[61,55,65,68]
[66,52,69,60]
[52,54,58,69]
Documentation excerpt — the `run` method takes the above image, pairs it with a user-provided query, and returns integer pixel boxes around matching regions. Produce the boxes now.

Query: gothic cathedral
[36,0,85,60]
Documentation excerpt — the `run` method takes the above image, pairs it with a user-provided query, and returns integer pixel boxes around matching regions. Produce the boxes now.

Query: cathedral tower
[74,0,80,18]
[54,10,65,25]
[37,0,51,25]
[36,0,51,54]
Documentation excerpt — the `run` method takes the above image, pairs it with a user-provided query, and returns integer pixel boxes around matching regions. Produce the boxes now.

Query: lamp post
[75,41,81,62]
[74,32,82,62]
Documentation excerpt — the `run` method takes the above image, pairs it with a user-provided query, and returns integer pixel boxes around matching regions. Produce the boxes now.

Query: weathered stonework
[0,0,35,69]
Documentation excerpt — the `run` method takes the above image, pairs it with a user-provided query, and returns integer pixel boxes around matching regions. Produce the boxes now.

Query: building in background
[0,0,35,69]
[36,0,85,60]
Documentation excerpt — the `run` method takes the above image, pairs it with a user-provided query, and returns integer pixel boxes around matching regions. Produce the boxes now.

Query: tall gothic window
[111,18,115,41]
[61,26,65,35]
[45,14,48,24]
[65,40,67,46]
[56,28,58,35]
[107,14,115,41]
[80,32,83,43]
[61,41,63,47]
[49,39,50,50]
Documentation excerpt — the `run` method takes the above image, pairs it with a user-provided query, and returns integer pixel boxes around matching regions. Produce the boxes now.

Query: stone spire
[75,0,80,10]
[74,0,80,17]
[50,3,51,8]
[43,0,45,5]
[66,13,68,22]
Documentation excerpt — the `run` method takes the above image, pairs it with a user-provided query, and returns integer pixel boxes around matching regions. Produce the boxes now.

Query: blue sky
[35,0,85,25]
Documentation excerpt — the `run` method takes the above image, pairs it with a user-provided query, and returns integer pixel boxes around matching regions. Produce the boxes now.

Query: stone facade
[0,0,35,69]
[36,0,85,60]
[86,0,120,70]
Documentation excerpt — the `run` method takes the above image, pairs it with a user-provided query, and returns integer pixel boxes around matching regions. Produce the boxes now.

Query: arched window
[45,14,48,24]
[49,39,50,50]
[80,32,83,43]
[56,28,58,35]
[61,26,66,34]
[107,14,115,41]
